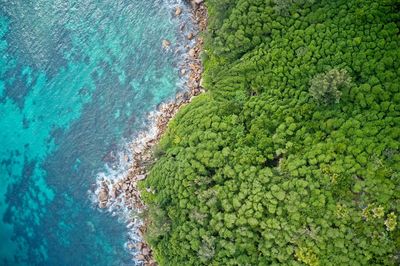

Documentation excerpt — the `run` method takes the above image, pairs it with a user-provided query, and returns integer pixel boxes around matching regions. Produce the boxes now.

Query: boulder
[190,0,203,8]
[98,190,108,202]
[136,174,147,181]
[137,242,144,250]
[175,6,182,16]
[176,92,184,102]
[142,248,150,256]
[188,48,196,57]
[183,92,190,101]
[187,32,194,40]
[162,39,171,48]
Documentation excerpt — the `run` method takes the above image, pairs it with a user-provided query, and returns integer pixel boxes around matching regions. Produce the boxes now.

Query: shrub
[142,205,171,245]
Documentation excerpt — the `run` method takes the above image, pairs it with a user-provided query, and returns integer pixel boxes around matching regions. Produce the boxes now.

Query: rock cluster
[96,1,208,265]
[186,2,207,96]
[189,0,204,9]
[98,187,109,208]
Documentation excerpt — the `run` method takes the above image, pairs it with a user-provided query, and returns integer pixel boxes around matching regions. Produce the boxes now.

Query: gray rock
[137,242,144,250]
[142,248,150,256]
[136,174,147,181]
[98,190,108,202]
[136,254,145,261]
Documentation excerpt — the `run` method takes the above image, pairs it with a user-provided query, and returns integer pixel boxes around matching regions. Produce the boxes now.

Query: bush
[273,0,317,16]
[142,205,171,245]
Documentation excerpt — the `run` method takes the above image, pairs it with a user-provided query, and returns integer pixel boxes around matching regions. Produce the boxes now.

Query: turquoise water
[0,0,186,265]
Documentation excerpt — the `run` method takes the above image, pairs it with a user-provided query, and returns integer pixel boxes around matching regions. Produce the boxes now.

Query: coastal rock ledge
[95,1,208,265]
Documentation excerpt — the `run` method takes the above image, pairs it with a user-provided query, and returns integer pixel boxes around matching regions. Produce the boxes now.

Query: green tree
[309,68,352,105]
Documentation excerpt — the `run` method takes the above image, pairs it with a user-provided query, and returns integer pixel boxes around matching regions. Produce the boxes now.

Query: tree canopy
[140,0,400,265]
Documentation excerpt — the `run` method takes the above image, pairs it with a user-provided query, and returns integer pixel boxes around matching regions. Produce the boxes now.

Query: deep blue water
[0,0,186,265]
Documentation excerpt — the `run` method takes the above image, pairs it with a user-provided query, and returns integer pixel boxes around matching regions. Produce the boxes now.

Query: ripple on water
[0,0,193,265]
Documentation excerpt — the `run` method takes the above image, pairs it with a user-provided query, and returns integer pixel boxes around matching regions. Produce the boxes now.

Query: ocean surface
[0,0,190,265]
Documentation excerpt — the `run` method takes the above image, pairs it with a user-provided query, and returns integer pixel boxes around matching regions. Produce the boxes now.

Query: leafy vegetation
[309,68,351,105]
[140,0,400,265]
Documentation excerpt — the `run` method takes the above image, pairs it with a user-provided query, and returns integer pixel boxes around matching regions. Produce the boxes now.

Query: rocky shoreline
[96,1,207,265]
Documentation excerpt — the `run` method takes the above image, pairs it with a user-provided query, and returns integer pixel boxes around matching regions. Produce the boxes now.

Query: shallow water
[0,0,188,265]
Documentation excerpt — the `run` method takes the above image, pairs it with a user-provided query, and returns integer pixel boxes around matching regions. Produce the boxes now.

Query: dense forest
[139,0,400,265]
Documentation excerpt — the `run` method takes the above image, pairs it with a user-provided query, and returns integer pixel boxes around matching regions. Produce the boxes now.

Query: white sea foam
[88,0,199,263]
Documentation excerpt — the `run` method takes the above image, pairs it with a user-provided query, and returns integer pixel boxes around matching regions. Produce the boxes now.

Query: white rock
[136,174,147,181]
[162,39,171,48]
[189,48,196,57]
[175,6,182,16]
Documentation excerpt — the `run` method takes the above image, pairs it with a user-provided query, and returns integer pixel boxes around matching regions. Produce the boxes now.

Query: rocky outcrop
[189,0,204,9]
[188,48,196,57]
[95,1,208,265]
[98,188,109,208]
